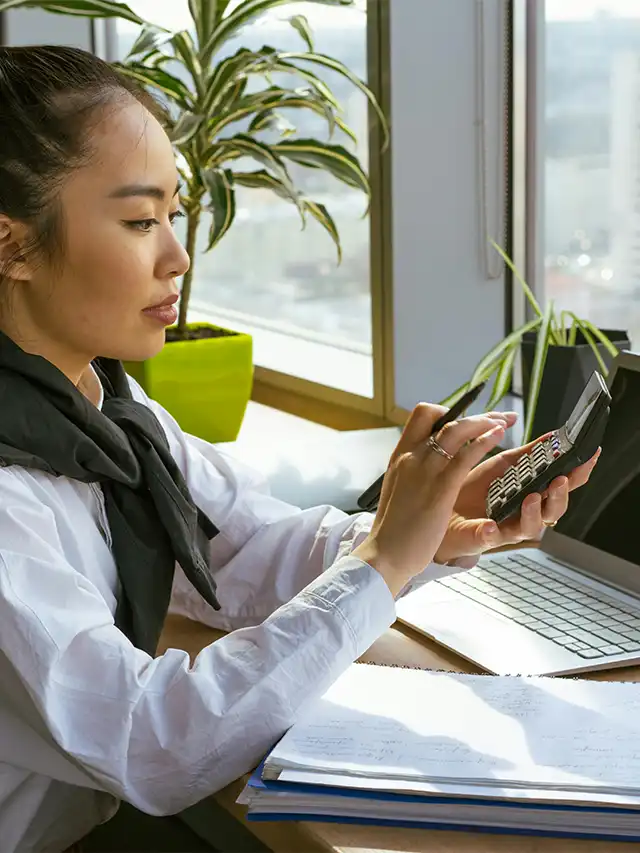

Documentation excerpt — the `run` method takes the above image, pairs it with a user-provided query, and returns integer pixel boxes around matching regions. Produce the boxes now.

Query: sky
[547,0,640,19]
[124,0,365,32]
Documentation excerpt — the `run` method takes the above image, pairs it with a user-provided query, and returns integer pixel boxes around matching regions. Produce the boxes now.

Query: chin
[109,330,167,364]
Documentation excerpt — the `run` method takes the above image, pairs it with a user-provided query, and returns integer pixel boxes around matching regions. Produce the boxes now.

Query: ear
[0,215,32,282]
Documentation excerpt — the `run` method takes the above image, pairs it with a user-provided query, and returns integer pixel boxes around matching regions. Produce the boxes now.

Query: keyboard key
[566,629,601,646]
[537,627,564,640]
[590,627,629,644]
[596,645,624,656]
[577,649,604,659]
[619,641,640,653]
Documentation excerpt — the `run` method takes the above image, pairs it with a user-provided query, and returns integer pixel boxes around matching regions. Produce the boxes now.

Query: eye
[169,209,186,227]
[124,218,159,233]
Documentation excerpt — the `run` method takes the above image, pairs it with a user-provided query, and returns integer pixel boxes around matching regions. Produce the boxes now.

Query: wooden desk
[158,614,640,853]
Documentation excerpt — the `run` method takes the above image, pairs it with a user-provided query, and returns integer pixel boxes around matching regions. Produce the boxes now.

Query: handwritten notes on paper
[266,664,640,794]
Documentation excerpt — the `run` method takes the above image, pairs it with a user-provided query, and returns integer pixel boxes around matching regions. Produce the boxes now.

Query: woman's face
[1,99,190,378]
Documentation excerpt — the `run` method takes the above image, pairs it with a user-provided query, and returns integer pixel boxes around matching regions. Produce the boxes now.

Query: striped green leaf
[439,379,473,409]
[280,51,389,150]
[303,200,342,262]
[126,23,172,59]
[272,139,369,195]
[524,300,555,442]
[490,240,544,320]
[202,168,236,250]
[469,317,541,387]
[117,63,194,110]
[231,168,304,224]
[209,133,293,187]
[189,0,228,47]
[486,343,518,409]
[168,112,205,146]
[0,0,144,22]
[565,314,609,377]
[201,48,272,118]
[171,31,206,101]
[201,0,354,62]
[579,319,621,360]
[288,14,314,51]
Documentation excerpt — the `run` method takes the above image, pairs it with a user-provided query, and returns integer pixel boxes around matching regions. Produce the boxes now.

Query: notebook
[241,663,640,841]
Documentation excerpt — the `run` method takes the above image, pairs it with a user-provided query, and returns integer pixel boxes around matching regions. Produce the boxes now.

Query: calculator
[486,371,611,524]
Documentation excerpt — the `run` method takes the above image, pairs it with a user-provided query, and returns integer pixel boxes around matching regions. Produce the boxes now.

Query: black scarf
[0,331,220,654]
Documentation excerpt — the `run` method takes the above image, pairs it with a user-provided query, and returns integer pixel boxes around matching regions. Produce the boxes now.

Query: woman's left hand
[434,422,601,566]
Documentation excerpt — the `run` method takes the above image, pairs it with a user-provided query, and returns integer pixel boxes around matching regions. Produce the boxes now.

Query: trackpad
[396,592,572,675]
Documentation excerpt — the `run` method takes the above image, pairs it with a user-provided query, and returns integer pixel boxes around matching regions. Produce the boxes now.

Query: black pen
[356,381,488,512]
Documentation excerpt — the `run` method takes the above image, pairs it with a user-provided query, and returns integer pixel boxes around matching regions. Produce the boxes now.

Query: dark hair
[0,45,164,279]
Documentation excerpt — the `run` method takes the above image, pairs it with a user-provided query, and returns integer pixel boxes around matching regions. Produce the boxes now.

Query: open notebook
[242,663,640,841]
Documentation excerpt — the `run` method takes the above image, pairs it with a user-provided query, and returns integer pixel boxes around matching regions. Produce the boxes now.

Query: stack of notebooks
[240,663,640,842]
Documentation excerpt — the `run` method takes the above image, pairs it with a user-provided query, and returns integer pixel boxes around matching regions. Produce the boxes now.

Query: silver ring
[427,435,454,461]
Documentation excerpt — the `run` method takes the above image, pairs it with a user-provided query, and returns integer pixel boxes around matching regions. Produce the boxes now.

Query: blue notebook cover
[244,765,640,842]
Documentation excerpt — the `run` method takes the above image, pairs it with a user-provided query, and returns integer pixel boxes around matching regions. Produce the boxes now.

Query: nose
[161,228,191,280]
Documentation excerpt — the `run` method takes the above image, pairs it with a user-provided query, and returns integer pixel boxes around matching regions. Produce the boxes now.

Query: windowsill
[189,303,374,397]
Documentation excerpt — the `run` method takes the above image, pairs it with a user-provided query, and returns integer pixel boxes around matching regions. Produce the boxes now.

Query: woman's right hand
[353,403,507,597]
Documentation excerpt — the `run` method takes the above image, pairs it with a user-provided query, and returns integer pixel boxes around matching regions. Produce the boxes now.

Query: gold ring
[543,520,557,528]
[427,435,454,461]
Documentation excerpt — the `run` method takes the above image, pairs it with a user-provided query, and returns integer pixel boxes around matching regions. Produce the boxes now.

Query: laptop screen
[555,355,640,568]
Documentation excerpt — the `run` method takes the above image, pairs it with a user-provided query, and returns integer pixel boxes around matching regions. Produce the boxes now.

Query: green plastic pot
[124,322,253,443]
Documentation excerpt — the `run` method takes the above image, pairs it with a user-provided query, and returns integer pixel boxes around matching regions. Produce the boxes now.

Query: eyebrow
[109,181,182,201]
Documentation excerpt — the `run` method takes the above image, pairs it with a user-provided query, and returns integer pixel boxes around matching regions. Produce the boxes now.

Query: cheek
[65,223,152,313]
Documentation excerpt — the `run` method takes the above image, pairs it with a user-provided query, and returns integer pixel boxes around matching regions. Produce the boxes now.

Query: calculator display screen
[565,375,604,444]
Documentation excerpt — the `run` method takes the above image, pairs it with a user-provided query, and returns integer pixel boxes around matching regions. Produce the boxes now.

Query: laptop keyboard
[438,554,640,659]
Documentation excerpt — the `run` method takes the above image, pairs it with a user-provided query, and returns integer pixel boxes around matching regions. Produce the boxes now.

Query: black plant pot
[521,329,630,440]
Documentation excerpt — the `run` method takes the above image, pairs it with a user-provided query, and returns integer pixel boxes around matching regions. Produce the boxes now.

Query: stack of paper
[241,663,640,841]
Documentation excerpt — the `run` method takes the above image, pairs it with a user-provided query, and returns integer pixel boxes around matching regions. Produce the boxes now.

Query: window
[115,0,373,398]
[544,0,640,346]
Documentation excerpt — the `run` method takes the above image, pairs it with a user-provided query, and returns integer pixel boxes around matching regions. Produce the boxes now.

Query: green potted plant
[442,243,629,442]
[3,0,387,442]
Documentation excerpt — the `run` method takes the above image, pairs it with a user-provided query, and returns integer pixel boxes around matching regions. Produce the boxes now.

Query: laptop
[395,350,640,676]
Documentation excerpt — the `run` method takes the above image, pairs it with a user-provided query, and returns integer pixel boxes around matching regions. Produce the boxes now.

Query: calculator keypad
[486,433,562,518]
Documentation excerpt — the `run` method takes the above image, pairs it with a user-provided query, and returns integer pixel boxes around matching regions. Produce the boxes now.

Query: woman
[0,45,597,853]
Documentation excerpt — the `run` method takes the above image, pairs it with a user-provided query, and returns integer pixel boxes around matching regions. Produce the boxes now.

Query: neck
[0,319,99,404]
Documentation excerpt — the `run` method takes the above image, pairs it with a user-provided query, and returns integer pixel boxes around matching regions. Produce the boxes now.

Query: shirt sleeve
[0,469,396,816]
[128,379,451,628]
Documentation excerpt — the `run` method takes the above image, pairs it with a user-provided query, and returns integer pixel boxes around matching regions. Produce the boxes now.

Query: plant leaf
[168,112,205,146]
[202,168,236,251]
[288,14,314,51]
[303,200,342,262]
[565,314,609,376]
[490,240,543,319]
[117,63,194,110]
[209,133,293,186]
[201,0,354,63]
[469,317,541,387]
[524,300,555,442]
[171,31,206,101]
[0,0,145,23]
[272,139,369,195]
[126,23,172,59]
[231,168,304,225]
[439,379,472,409]
[580,320,621,360]
[280,51,389,150]
[486,343,518,409]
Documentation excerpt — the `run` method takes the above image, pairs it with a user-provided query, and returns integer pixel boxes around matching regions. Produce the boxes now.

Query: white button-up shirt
[0,374,443,852]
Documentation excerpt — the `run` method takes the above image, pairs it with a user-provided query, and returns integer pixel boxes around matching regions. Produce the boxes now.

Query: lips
[145,293,179,311]
[142,293,180,326]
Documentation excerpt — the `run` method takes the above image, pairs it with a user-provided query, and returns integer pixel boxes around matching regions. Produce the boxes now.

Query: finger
[445,423,506,484]
[498,432,554,468]
[566,447,602,491]
[542,477,569,524]
[427,415,507,461]
[518,492,546,540]
[393,403,448,458]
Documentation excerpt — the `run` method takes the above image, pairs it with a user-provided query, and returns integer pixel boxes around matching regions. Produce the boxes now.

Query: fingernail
[483,523,499,543]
